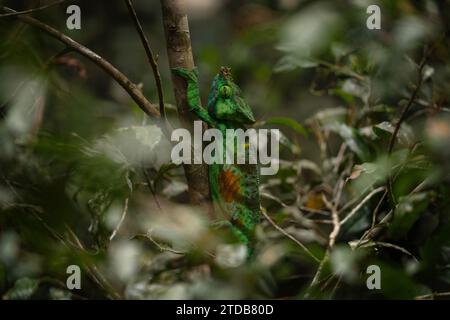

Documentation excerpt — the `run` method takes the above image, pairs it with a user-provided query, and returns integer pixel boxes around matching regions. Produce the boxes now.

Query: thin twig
[385,49,430,204]
[134,233,185,255]
[388,49,430,154]
[371,189,387,228]
[375,242,418,261]
[340,187,385,225]
[359,241,418,261]
[333,143,347,174]
[354,189,388,248]
[124,0,166,119]
[323,195,340,250]
[378,69,435,229]
[142,167,163,212]
[260,192,288,208]
[17,203,121,299]
[1,6,160,118]
[410,176,433,194]
[0,0,67,18]
[360,174,434,245]
[305,195,340,296]
[328,275,342,299]
[12,204,74,249]
[362,211,393,242]
[65,227,123,299]
[337,184,372,215]
[317,60,366,82]
[4,185,121,299]
[109,198,129,241]
[415,292,450,300]
[261,207,320,263]
[333,177,346,210]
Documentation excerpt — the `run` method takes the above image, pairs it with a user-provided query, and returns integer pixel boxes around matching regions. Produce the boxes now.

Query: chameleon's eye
[219,85,232,98]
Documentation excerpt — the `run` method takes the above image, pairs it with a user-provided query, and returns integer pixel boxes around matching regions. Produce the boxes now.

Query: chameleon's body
[172,67,260,253]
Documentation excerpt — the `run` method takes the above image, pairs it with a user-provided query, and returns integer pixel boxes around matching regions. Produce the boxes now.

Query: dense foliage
[0,0,449,299]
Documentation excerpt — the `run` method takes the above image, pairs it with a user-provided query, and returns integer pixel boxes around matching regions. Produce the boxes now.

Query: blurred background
[0,0,449,299]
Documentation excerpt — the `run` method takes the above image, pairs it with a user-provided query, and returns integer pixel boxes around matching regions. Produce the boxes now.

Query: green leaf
[389,193,430,239]
[312,107,347,125]
[372,121,394,139]
[277,130,301,155]
[328,123,371,161]
[370,104,396,114]
[371,122,414,148]
[4,278,40,300]
[330,88,355,105]
[264,117,308,137]
[274,55,318,73]
[340,79,369,101]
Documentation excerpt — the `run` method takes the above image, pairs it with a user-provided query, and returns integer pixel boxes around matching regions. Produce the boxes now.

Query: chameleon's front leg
[172,67,217,127]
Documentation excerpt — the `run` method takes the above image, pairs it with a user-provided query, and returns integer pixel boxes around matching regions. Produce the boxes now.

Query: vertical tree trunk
[160,0,212,212]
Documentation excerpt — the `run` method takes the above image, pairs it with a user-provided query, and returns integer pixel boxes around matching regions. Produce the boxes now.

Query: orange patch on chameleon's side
[219,169,242,203]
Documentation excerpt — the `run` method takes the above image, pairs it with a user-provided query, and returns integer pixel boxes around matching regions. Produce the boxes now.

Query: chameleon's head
[207,66,256,125]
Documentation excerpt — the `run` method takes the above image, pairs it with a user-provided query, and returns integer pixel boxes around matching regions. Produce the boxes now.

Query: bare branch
[65,227,123,299]
[261,207,320,263]
[109,198,129,241]
[0,0,67,18]
[124,0,166,119]
[305,194,340,297]
[416,292,450,300]
[340,187,386,225]
[160,0,212,208]
[371,189,387,228]
[365,241,418,261]
[388,49,431,154]
[140,232,186,255]
[324,196,340,249]
[1,6,160,118]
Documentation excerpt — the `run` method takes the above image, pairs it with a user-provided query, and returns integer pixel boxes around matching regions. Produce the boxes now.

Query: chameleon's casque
[172,66,261,254]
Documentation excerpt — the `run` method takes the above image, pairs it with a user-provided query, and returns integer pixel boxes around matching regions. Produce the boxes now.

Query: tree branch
[124,0,166,119]
[0,0,67,18]
[386,47,433,205]
[340,187,385,225]
[261,207,320,263]
[160,0,212,208]
[109,198,129,241]
[305,194,340,297]
[388,50,429,154]
[1,6,160,118]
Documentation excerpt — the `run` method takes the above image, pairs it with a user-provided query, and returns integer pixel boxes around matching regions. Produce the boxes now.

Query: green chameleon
[172,66,261,255]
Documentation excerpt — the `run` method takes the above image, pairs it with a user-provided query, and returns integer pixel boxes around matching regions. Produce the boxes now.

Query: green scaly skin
[172,66,261,255]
